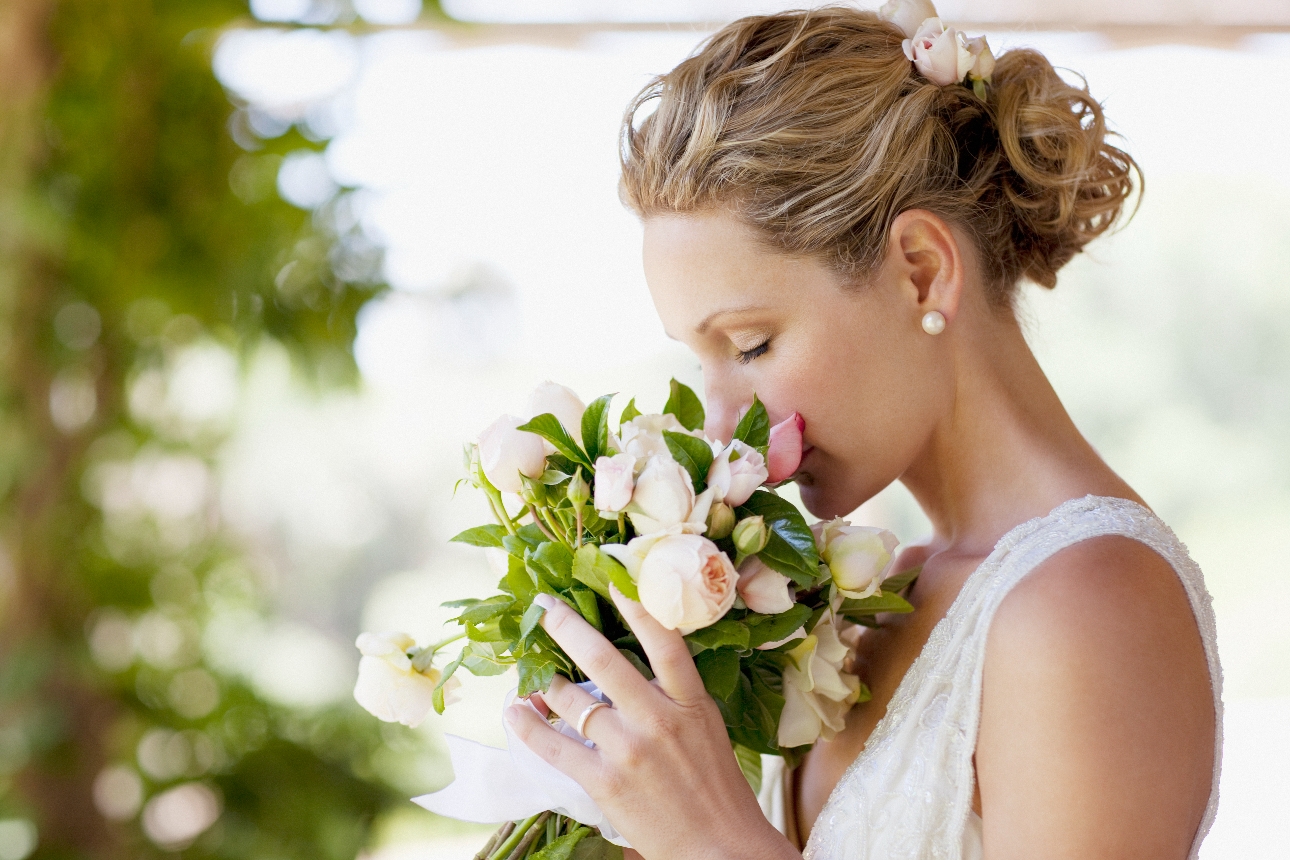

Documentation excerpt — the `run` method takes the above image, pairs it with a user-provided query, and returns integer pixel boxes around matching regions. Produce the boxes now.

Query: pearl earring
[921,310,946,335]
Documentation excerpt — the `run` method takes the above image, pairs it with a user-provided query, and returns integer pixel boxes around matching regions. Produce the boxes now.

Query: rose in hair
[878,0,937,39]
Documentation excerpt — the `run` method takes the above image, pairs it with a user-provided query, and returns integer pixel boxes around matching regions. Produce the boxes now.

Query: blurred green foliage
[0,1,439,857]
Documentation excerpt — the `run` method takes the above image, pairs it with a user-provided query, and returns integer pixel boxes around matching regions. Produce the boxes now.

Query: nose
[702,373,750,443]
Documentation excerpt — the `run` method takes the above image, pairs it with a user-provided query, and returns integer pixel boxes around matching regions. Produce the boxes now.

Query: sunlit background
[0,1,1286,858]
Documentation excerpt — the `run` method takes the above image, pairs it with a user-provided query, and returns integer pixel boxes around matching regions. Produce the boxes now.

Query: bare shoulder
[976,535,1216,859]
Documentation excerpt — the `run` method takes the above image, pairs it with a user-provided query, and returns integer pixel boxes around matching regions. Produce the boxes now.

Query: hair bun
[986,48,1140,289]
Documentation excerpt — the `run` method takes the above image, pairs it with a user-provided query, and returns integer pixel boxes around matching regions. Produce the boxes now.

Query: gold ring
[574,700,611,737]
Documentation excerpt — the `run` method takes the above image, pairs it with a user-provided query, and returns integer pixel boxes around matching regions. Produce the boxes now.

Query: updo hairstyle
[619,6,1141,304]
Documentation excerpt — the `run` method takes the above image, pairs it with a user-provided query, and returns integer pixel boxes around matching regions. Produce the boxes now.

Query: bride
[504,4,1221,858]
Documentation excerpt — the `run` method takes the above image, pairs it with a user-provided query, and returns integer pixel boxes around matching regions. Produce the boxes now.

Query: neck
[900,308,1137,557]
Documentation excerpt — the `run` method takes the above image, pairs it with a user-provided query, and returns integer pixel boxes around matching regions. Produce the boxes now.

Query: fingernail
[532,593,557,610]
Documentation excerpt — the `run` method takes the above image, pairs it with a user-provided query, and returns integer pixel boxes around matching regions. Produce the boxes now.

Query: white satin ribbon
[412,683,631,848]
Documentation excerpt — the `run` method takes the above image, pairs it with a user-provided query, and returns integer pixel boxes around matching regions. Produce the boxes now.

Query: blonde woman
[505,5,1221,858]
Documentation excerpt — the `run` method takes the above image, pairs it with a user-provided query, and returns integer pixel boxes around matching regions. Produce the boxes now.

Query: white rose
[901,18,974,86]
[777,615,862,747]
[813,518,900,600]
[707,440,769,507]
[593,453,636,514]
[878,0,938,39]
[606,532,737,634]
[353,632,458,728]
[965,35,994,81]
[478,414,548,494]
[525,381,586,448]
[618,413,698,461]
[736,554,795,615]
[624,455,714,535]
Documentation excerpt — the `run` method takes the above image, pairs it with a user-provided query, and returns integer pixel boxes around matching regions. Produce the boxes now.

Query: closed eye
[736,339,770,365]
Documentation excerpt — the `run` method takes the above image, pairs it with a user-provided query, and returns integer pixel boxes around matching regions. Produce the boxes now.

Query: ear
[885,210,966,327]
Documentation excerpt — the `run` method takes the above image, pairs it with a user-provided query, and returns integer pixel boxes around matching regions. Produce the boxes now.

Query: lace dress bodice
[800,496,1224,860]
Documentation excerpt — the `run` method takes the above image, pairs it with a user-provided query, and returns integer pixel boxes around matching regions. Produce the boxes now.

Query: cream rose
[478,414,548,494]
[736,554,795,615]
[813,518,900,600]
[525,381,586,448]
[878,0,938,38]
[902,17,974,86]
[593,452,636,514]
[618,413,700,461]
[707,440,769,507]
[777,615,862,747]
[965,35,994,81]
[353,632,459,728]
[605,532,737,633]
[624,455,714,535]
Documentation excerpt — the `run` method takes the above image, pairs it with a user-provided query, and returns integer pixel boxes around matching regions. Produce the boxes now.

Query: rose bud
[525,381,586,448]
[732,515,769,556]
[706,501,736,540]
[593,453,636,514]
[566,467,591,507]
[812,518,900,600]
[766,412,805,482]
[478,414,548,495]
[736,554,795,615]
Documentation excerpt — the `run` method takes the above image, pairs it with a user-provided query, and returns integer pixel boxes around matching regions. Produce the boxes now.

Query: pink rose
[593,453,636,514]
[707,439,769,507]
[604,531,737,634]
[901,18,974,86]
[766,412,805,482]
[736,554,795,615]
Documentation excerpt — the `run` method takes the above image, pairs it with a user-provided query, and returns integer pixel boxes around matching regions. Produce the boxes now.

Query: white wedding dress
[767,495,1223,860]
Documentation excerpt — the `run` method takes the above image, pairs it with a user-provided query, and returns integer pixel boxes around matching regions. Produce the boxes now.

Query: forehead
[641,212,829,320]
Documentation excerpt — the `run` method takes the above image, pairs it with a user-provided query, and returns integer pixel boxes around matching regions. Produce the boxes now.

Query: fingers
[506,703,599,776]
[533,594,657,713]
[543,675,620,744]
[610,585,708,705]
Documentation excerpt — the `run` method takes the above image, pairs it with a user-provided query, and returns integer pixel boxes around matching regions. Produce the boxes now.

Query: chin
[796,476,856,520]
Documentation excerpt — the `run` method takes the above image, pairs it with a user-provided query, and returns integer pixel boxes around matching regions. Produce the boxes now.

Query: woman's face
[642,211,954,518]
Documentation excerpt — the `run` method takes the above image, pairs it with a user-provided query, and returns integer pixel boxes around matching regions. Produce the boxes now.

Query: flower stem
[526,505,558,543]
[504,811,551,860]
[489,812,543,860]
[428,630,467,653]
[574,506,583,549]
[475,821,514,860]
[487,489,518,535]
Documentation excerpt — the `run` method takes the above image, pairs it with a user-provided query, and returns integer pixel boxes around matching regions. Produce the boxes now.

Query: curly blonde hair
[619,7,1140,302]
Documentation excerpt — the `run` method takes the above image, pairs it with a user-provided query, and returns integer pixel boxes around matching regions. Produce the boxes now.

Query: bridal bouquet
[353,380,917,858]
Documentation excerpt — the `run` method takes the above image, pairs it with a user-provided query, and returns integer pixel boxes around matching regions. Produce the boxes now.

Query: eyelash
[737,339,770,365]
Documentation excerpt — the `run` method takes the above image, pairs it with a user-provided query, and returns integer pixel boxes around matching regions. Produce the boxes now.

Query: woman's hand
[505,587,799,860]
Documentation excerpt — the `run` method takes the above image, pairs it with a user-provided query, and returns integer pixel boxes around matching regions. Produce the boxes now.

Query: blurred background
[0,0,1286,858]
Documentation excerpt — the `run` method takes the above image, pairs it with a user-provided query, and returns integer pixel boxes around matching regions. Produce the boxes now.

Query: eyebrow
[695,304,768,335]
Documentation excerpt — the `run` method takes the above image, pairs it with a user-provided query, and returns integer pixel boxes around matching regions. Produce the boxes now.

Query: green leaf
[570,587,601,630]
[839,591,915,616]
[461,642,512,676]
[517,412,591,468]
[605,557,639,602]
[571,544,614,601]
[746,603,812,649]
[617,648,654,681]
[433,649,467,714]
[732,394,770,451]
[737,490,819,585]
[663,378,705,432]
[581,394,614,463]
[517,651,561,697]
[528,541,575,590]
[570,834,624,860]
[685,619,750,655]
[519,602,547,641]
[504,553,537,604]
[880,564,921,595]
[531,826,592,860]
[452,595,514,626]
[664,430,715,491]
[466,619,506,643]
[733,743,763,794]
[448,524,508,548]
[618,398,641,425]
[694,648,741,701]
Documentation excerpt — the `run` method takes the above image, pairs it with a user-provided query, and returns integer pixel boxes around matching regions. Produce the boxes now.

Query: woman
[505,5,1221,858]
